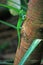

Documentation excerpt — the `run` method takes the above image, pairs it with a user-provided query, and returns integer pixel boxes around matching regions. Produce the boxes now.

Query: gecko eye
[22,15,26,20]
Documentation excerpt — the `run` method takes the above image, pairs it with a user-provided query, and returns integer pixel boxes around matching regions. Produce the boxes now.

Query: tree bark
[14,0,43,65]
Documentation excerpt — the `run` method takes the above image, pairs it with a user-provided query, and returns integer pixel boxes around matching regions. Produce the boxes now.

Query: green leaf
[0,4,19,13]
[8,0,27,11]
[0,20,17,29]
[18,39,42,65]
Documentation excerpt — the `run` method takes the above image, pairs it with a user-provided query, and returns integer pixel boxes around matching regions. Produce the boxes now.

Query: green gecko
[17,10,26,47]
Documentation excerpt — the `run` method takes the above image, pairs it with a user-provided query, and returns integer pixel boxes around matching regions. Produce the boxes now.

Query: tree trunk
[14,0,43,65]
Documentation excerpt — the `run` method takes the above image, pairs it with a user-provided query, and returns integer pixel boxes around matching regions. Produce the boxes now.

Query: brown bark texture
[14,0,43,65]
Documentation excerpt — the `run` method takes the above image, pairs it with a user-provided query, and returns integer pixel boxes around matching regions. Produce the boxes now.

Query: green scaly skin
[17,10,26,47]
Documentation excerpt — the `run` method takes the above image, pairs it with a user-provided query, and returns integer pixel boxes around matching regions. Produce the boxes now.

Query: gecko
[17,10,26,47]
